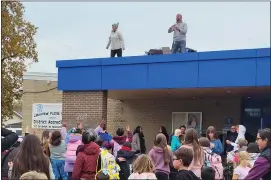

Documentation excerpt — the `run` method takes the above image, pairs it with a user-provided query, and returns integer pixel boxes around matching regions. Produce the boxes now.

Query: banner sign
[32,103,62,129]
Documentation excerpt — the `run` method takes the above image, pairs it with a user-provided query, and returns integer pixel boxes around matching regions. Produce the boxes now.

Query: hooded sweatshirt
[72,142,100,180]
[176,169,200,180]
[64,134,82,172]
[149,147,173,175]
[231,125,246,151]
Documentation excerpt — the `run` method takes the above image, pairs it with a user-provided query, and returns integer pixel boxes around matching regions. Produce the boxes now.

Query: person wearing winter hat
[106,22,125,58]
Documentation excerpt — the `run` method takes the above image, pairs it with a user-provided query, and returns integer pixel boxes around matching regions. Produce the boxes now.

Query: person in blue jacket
[206,126,223,154]
[171,129,182,152]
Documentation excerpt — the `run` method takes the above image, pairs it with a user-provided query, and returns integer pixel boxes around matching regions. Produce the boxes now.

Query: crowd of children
[1,121,271,180]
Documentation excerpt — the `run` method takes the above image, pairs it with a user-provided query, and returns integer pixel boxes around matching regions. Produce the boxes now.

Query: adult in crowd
[206,126,223,154]
[226,125,246,152]
[1,127,18,152]
[9,134,54,179]
[168,13,188,54]
[180,128,204,178]
[41,130,51,157]
[244,128,271,180]
[169,125,186,145]
[106,22,125,58]
[171,129,182,152]
[224,125,238,153]
[149,133,173,180]
[49,131,67,180]
[64,128,82,179]
[72,128,101,180]
[112,126,133,157]
[61,122,68,141]
[132,126,147,155]
[159,126,169,144]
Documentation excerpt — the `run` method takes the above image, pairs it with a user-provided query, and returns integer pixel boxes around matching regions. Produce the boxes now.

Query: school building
[56,48,270,150]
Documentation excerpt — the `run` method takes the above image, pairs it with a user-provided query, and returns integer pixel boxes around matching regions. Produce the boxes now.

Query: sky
[23,2,270,73]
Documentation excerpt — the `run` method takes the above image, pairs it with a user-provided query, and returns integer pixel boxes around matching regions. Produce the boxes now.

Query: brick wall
[107,97,241,151]
[62,91,108,129]
[22,79,62,136]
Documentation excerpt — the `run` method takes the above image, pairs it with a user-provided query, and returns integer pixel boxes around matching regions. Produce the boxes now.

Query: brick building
[57,48,270,151]
[22,72,62,135]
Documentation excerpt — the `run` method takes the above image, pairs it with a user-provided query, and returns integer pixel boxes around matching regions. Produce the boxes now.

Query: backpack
[98,149,120,180]
[203,149,223,179]
[112,138,128,157]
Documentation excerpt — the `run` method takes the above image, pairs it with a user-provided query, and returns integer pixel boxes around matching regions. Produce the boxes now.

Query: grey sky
[23,2,270,73]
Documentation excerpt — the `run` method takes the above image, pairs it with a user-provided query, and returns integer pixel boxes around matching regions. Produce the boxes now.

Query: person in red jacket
[72,128,101,180]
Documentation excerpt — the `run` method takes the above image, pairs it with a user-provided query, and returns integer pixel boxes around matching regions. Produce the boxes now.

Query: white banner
[32,103,62,129]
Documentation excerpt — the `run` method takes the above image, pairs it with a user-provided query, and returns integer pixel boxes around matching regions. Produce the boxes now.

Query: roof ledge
[23,72,58,81]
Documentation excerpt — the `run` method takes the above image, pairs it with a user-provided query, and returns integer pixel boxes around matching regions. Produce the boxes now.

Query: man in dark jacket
[1,128,18,152]
[224,126,238,153]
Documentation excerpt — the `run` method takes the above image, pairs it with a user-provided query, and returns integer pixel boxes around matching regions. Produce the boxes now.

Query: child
[198,137,223,179]
[96,169,110,180]
[206,126,223,154]
[201,167,215,180]
[232,151,251,180]
[99,141,120,179]
[19,171,48,180]
[246,142,260,166]
[128,154,157,179]
[173,147,200,180]
[116,142,136,180]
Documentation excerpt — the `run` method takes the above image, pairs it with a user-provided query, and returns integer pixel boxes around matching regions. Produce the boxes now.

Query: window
[244,108,261,117]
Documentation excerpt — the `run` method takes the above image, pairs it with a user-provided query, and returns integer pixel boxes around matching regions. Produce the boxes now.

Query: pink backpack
[203,150,224,179]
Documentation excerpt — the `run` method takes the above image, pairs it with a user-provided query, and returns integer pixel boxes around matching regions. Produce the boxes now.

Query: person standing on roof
[168,14,188,54]
[106,22,125,58]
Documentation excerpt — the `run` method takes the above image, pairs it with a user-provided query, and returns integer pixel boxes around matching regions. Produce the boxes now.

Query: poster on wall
[172,112,202,134]
[32,103,62,129]
[187,112,202,134]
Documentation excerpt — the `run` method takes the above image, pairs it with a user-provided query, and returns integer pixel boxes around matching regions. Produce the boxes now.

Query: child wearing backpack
[199,137,223,180]
[116,142,136,180]
[99,141,120,179]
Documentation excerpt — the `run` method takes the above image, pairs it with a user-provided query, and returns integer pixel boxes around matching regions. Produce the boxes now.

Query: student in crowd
[224,125,238,153]
[41,130,51,157]
[132,126,147,155]
[149,133,173,180]
[116,142,136,180]
[206,126,223,154]
[232,151,251,180]
[106,22,125,58]
[246,142,260,166]
[180,128,204,178]
[173,146,200,180]
[226,125,246,152]
[244,128,271,180]
[168,13,188,54]
[1,127,18,152]
[98,124,113,144]
[19,171,48,180]
[72,128,101,180]
[198,137,223,180]
[112,126,133,157]
[201,167,215,180]
[128,154,157,179]
[159,126,169,144]
[64,128,82,179]
[237,138,248,152]
[99,141,120,179]
[61,122,68,141]
[49,131,67,180]
[169,125,186,145]
[171,129,182,152]
[9,134,54,179]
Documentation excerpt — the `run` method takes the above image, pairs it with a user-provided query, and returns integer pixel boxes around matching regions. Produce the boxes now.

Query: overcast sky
[23,2,270,73]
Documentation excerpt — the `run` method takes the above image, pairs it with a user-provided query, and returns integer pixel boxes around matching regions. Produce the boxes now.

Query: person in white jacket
[226,125,247,152]
[106,22,125,58]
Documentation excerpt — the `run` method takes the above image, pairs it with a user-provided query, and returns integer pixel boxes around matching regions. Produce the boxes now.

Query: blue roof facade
[56,48,270,91]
